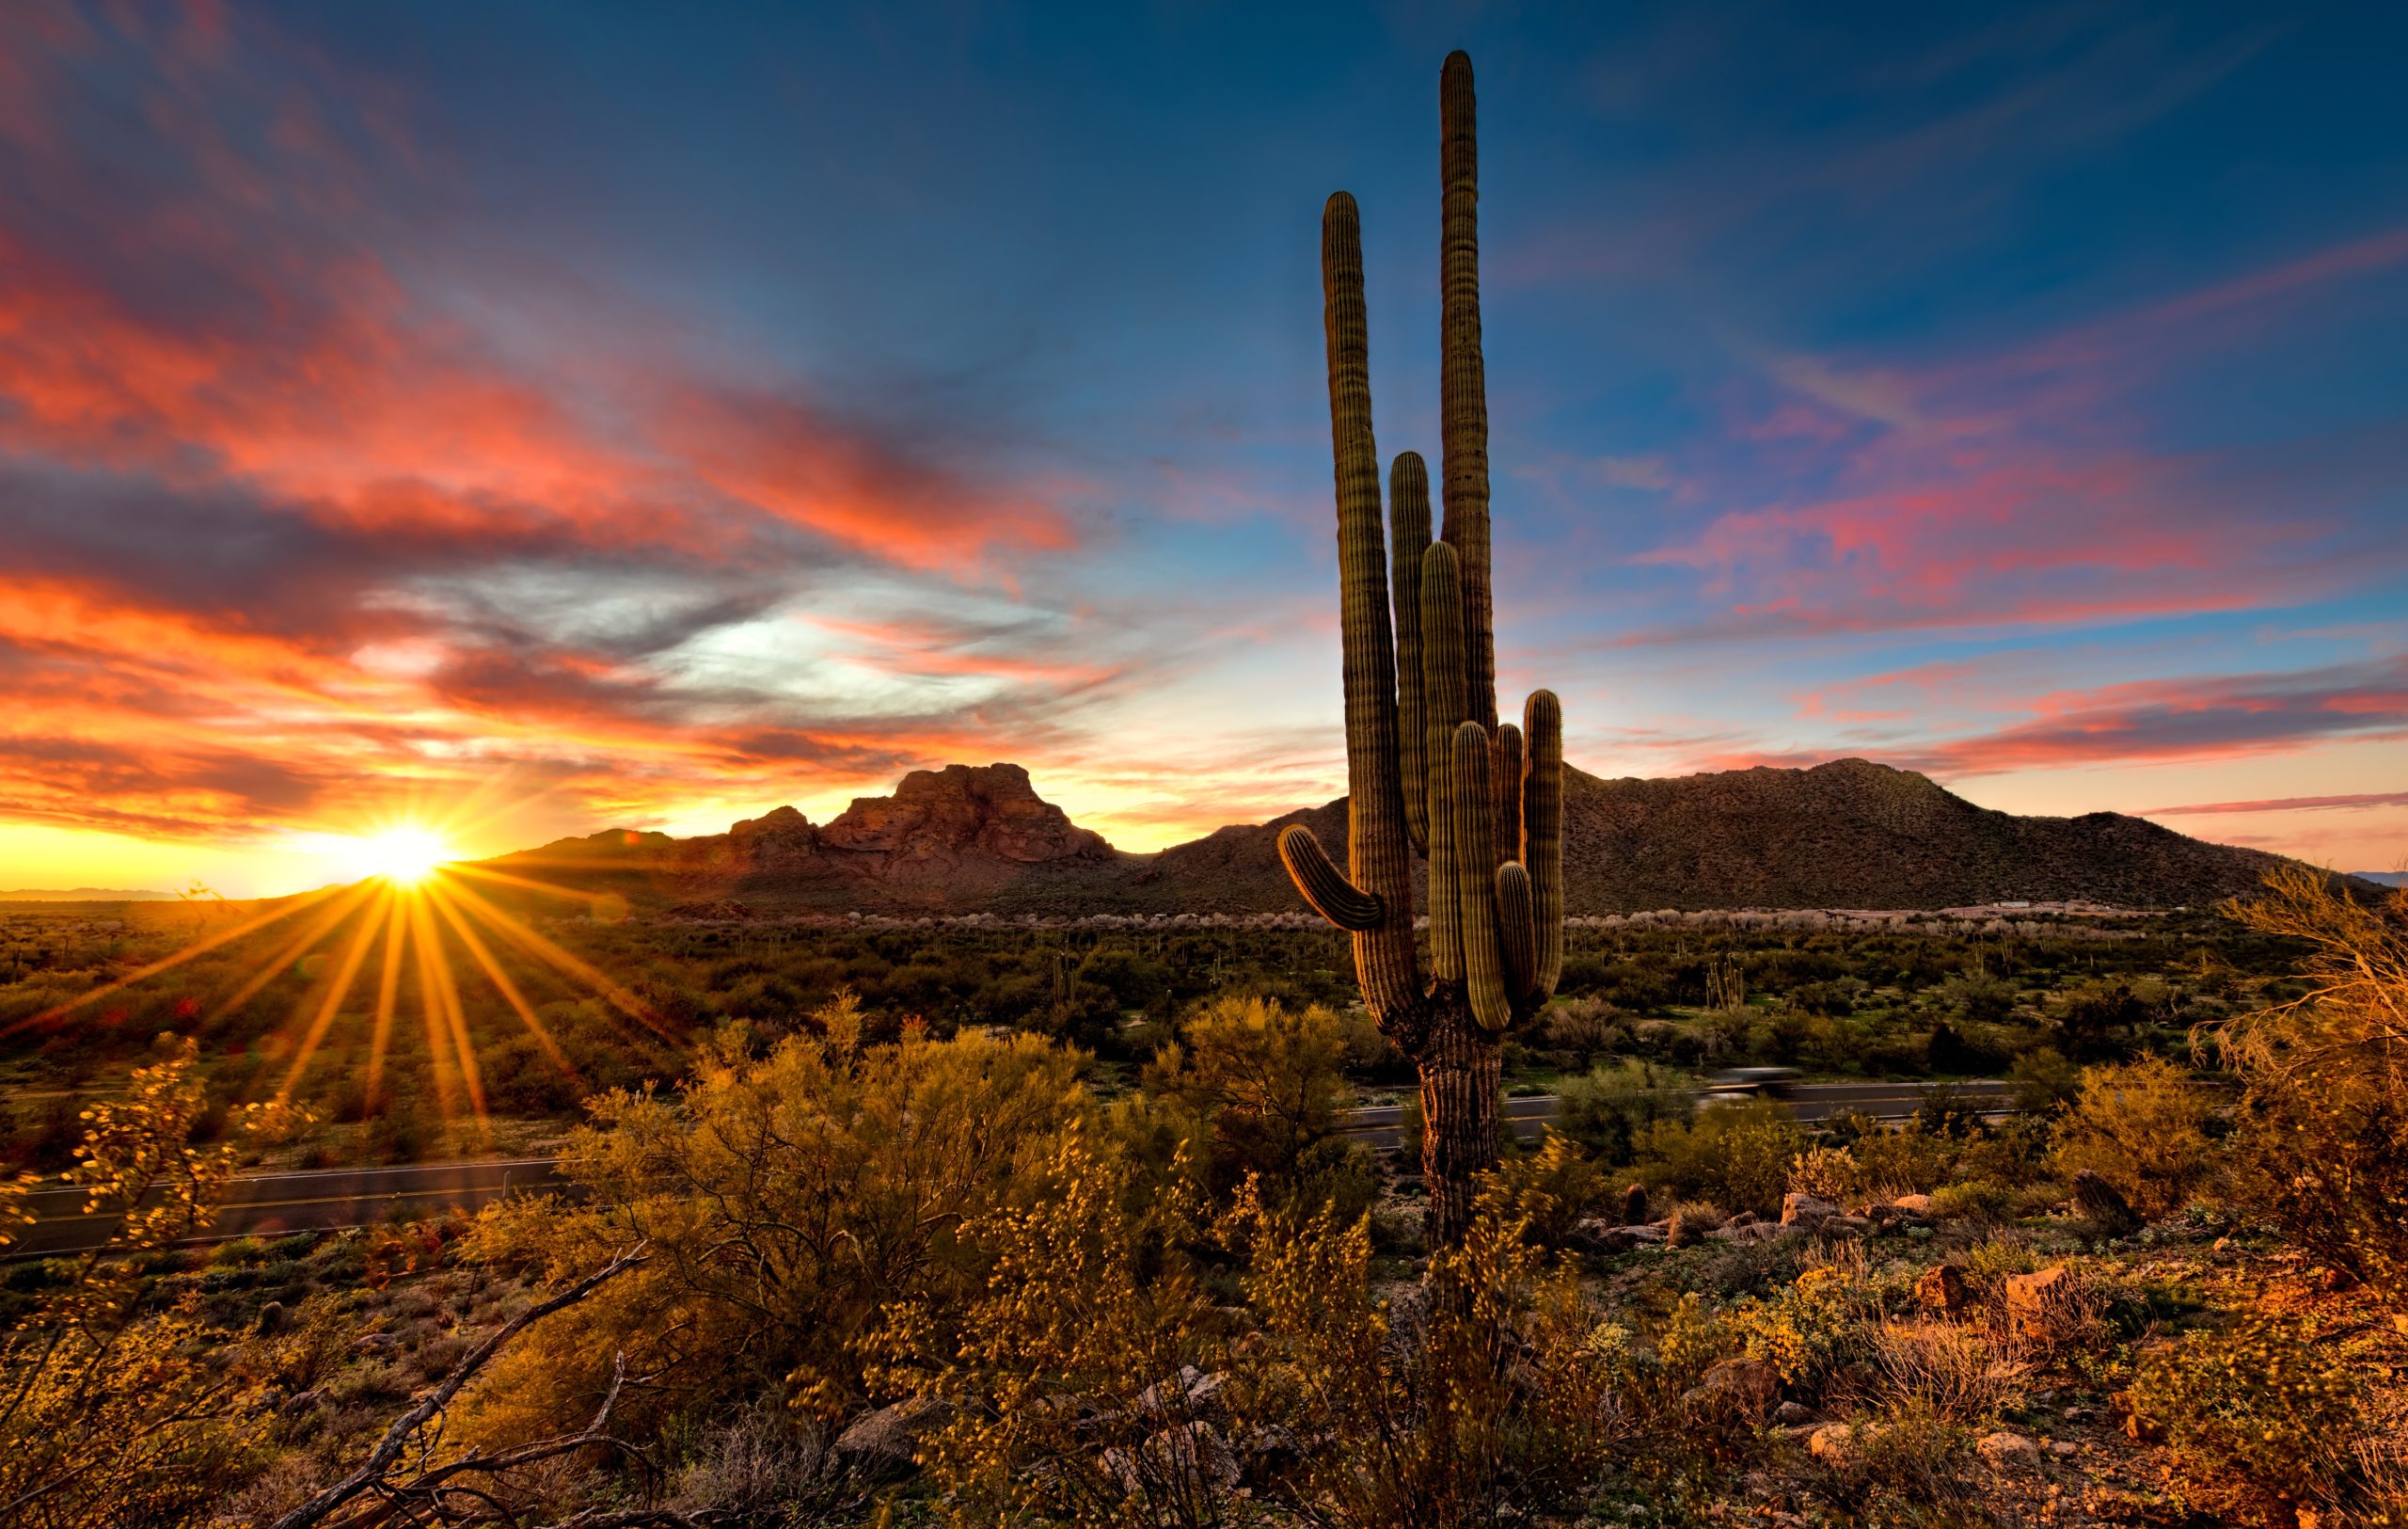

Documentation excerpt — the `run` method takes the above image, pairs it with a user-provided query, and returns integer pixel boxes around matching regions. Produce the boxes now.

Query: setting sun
[354,826,450,885]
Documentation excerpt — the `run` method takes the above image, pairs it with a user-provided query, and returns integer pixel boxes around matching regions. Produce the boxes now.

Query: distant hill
[2353,871,2408,889]
[0,887,176,901]
[474,757,2326,916]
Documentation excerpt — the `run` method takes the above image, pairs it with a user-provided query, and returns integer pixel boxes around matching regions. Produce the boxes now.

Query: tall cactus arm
[1492,721,1523,874]
[1389,452,1433,854]
[1420,542,1469,982]
[1319,191,1422,1022]
[1450,722,1513,1031]
[1280,824,1384,932]
[1522,689,1564,998]
[1438,50,1496,735]
[1496,860,1536,999]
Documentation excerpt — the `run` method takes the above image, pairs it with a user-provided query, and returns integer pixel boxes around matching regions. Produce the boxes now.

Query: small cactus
[1278,50,1565,1246]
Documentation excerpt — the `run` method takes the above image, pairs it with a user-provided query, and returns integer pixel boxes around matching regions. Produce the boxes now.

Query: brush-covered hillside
[484,757,2309,916]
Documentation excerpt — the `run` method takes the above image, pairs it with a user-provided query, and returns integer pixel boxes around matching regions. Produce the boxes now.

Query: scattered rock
[1916,1264,1970,1319]
[1184,1370,1233,1414]
[2072,1170,2143,1238]
[1781,1193,1838,1230]
[834,1396,953,1479]
[1773,1401,1814,1426]
[1708,1220,1782,1244]
[1976,1431,2041,1471]
[1823,1214,1875,1238]
[1135,1365,1207,1416]
[1807,1423,1855,1463]
[1891,1193,1933,1215]
[1701,1358,1781,1417]
[2048,1441,2079,1457]
[1568,1218,1668,1254]
[1109,1422,1240,1497]
[351,1331,399,1355]
[2004,1266,2078,1344]
[279,1387,328,1415]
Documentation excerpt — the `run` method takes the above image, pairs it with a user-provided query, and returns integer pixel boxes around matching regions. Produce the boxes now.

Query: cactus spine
[1276,49,1565,1246]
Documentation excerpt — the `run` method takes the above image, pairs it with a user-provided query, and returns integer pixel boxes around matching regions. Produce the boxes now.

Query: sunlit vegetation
[0,874,2401,1525]
[1,897,2287,1171]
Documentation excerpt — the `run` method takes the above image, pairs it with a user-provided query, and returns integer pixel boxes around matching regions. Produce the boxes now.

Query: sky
[1,0,2403,897]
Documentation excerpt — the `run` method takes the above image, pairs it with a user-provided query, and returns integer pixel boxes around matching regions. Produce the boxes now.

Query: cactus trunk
[1280,50,1565,1248]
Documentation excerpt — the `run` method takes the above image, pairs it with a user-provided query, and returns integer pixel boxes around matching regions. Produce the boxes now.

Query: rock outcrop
[817,764,1112,866]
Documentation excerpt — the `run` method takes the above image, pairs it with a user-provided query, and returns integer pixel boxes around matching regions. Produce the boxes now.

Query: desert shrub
[1941,973,2017,1025]
[1145,995,1357,1208]
[2129,1312,2397,1524]
[870,1130,1240,1527]
[2052,980,2150,1061]
[1847,1120,1959,1198]
[1238,1192,1622,1528]
[1788,1144,1863,1203]
[0,1041,301,1529]
[1799,1398,1994,1528]
[2215,871,2408,1306]
[2004,1046,2081,1113]
[664,1403,853,1524]
[459,1000,1092,1439]
[1554,1058,1690,1166]
[1540,996,1627,1069]
[1926,1180,2017,1224]
[1477,1129,1604,1247]
[1639,1098,1804,1215]
[2047,1057,2213,1218]
[887,1134,1621,1529]
[1863,1319,2023,1421]
[1730,1257,1885,1401]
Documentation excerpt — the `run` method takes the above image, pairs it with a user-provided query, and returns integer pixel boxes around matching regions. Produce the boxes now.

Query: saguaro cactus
[1279,50,1564,1247]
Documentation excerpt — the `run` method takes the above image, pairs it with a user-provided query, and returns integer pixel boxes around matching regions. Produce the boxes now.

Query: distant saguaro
[1279,51,1566,1247]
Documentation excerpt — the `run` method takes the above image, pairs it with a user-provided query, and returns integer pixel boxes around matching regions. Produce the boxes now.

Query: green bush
[2048,1057,2213,1218]
[2130,1314,2391,1523]
[1637,1098,1804,1216]
[1554,1058,1690,1167]
[2216,871,2408,1307]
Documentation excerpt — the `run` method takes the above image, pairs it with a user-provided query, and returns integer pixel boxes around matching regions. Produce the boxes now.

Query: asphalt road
[8,1157,564,1260]
[11,1080,2010,1258]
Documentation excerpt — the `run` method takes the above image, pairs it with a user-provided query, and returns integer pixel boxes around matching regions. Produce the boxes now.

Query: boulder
[1915,1264,1970,1319]
[255,1300,289,1335]
[1107,1422,1242,1497]
[1773,1400,1814,1425]
[2071,1171,2142,1238]
[1701,1357,1781,1417]
[834,1396,952,1479]
[1781,1192,1838,1229]
[2004,1266,2078,1344]
[1891,1193,1933,1215]
[1708,1220,1783,1244]
[1569,1219,1665,1254]
[1807,1423,1855,1463]
[1976,1430,2041,1471]
[1824,1214,1875,1238]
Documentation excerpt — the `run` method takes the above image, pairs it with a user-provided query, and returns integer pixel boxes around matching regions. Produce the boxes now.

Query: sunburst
[14,802,673,1139]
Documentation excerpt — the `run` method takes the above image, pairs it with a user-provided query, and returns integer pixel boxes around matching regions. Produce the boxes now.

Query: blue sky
[0,0,2402,893]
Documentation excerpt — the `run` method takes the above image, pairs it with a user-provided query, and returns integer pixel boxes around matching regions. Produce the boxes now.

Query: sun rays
[17,814,669,1140]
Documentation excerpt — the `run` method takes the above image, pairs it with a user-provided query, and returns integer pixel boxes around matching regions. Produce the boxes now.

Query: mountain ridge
[483,756,2333,916]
